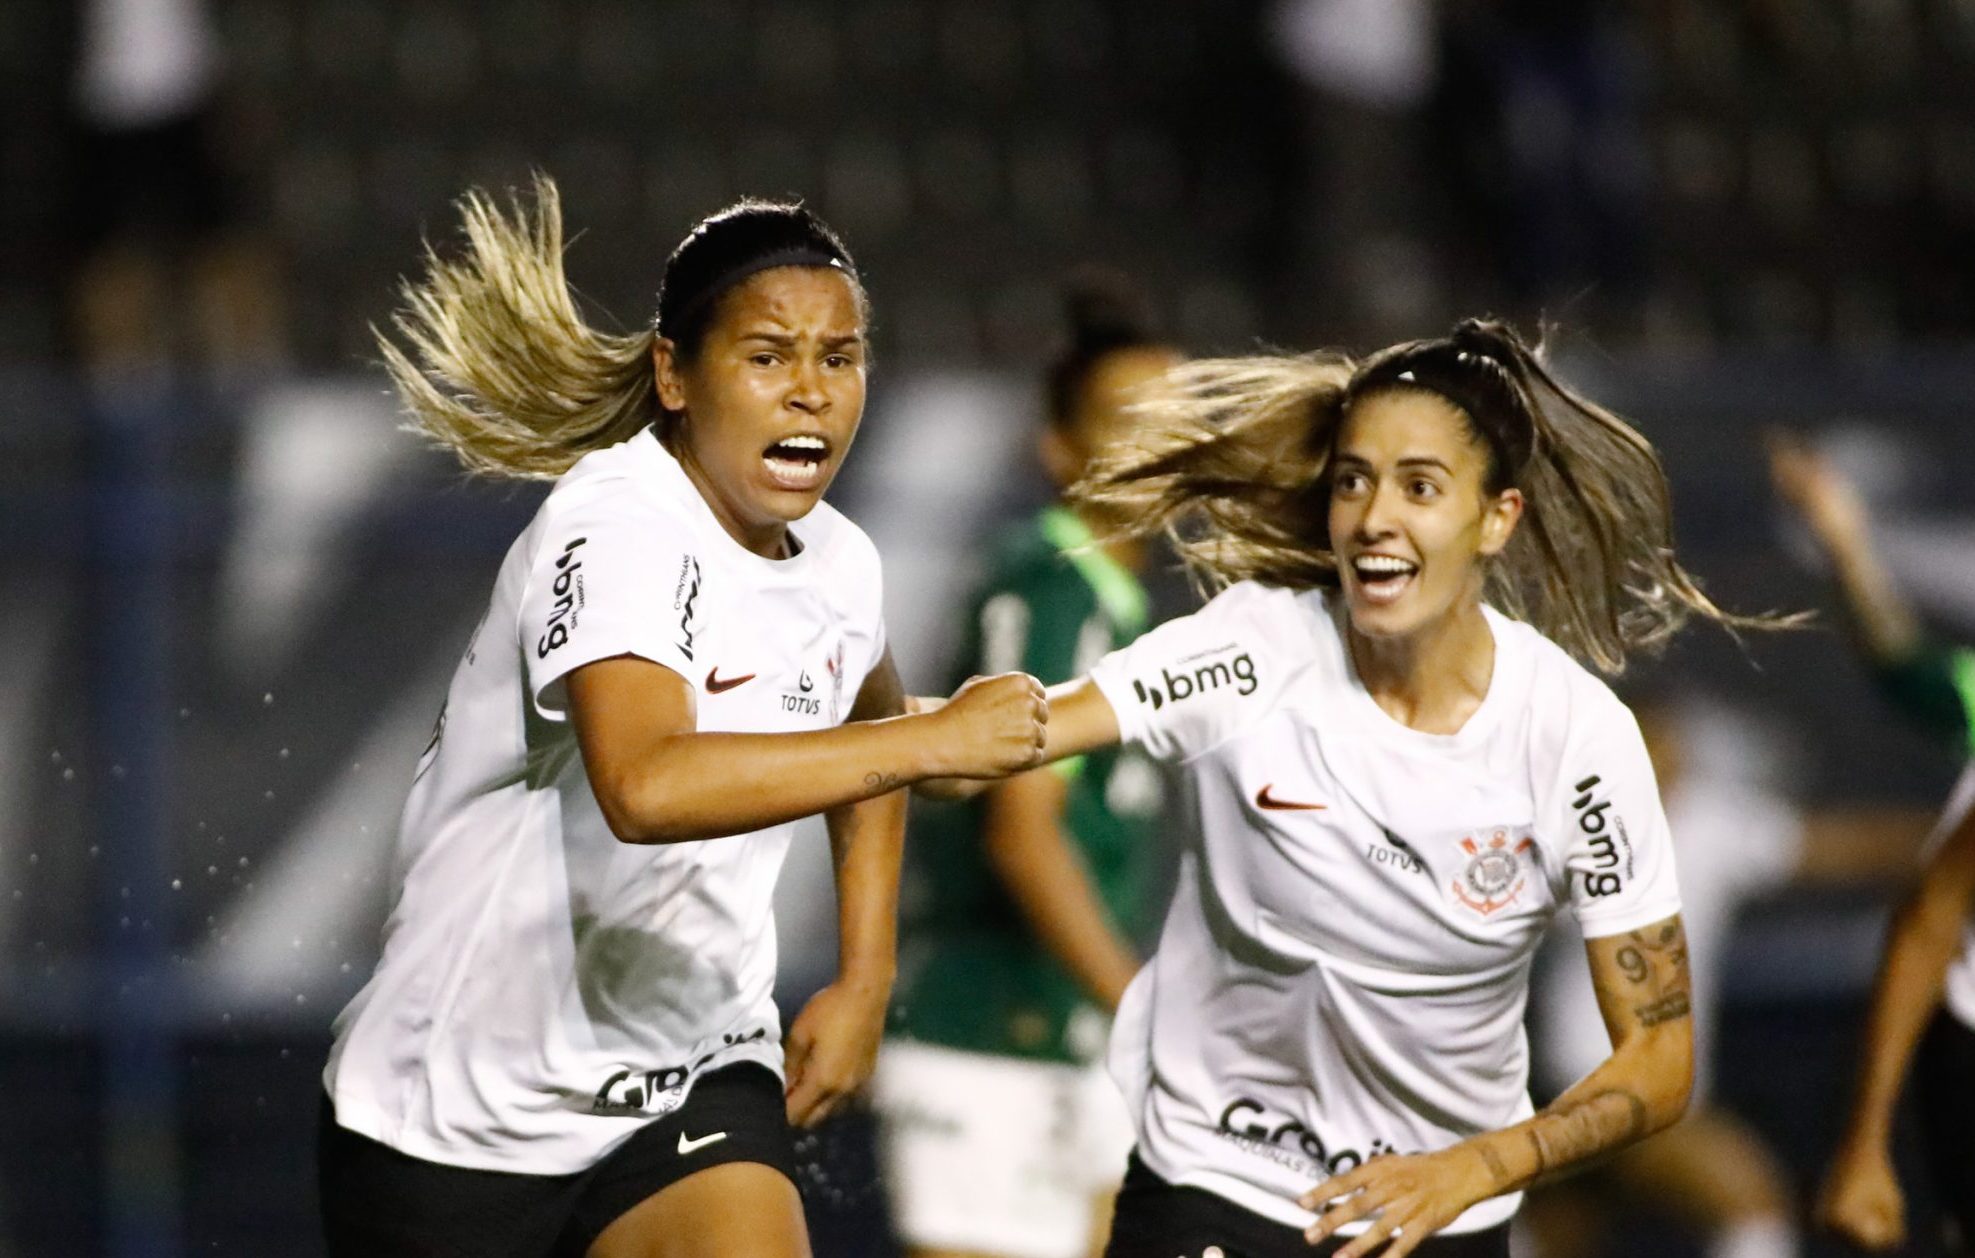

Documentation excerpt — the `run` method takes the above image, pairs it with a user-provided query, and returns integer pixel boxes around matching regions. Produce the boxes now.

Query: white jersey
[1087,583,1681,1235]
[324,429,887,1174]
[1933,762,1975,1031]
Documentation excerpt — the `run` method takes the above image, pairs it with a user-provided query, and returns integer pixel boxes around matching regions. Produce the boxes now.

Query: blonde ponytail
[378,174,656,480]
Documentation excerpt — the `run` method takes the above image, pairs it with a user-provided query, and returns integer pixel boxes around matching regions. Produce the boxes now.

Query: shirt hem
[324,1045,786,1176]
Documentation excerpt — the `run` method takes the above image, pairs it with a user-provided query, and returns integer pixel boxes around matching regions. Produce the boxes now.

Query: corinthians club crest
[1451,830,1534,916]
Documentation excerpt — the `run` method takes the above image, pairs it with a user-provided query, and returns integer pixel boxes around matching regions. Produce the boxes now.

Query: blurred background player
[66,0,286,394]
[1767,431,1975,758]
[1819,767,1975,1254]
[875,275,1180,1258]
[1765,432,1975,1248]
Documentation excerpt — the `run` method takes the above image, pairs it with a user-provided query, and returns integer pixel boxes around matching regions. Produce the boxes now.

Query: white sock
[1708,1216,1798,1258]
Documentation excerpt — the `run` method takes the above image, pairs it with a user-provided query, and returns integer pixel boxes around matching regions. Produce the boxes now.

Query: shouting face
[656,265,868,556]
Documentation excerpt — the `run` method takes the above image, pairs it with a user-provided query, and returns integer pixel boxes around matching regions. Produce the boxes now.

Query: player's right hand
[926,672,1047,779]
[1816,1141,1906,1252]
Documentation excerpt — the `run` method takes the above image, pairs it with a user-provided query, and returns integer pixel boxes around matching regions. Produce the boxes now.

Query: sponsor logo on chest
[777,640,847,722]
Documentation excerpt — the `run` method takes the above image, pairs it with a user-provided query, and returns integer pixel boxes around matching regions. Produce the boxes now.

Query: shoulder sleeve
[1086,583,1280,762]
[520,480,696,721]
[1547,682,1683,937]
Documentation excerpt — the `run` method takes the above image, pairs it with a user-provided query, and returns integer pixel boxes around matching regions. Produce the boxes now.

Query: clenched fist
[924,672,1048,779]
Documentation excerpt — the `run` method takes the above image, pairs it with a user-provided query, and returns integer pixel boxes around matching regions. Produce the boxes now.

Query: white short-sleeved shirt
[1087,583,1681,1235]
[1932,762,1975,1031]
[324,429,887,1174]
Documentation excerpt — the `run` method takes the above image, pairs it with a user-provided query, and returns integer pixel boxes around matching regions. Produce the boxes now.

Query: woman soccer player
[933,320,1774,1258]
[877,276,1180,1258]
[317,178,1046,1258]
[1818,766,1975,1253]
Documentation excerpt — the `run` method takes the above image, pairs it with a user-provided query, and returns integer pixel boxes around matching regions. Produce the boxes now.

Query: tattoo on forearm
[1523,1129,1547,1178]
[1531,1088,1650,1175]
[1474,1140,1512,1189]
[1634,992,1692,1027]
[863,771,901,793]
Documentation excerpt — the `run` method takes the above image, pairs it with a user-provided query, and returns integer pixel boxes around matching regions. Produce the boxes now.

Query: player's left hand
[783,974,889,1128]
[1298,1145,1496,1257]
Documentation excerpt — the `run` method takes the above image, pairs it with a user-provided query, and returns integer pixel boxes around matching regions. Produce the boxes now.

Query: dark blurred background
[1,1,1972,1255]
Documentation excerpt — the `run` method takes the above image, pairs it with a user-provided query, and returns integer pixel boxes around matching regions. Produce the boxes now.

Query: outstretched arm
[567,651,1045,843]
[1767,430,1921,664]
[1301,913,1694,1258]
[785,656,909,1128]
[1818,802,1975,1251]
[915,676,1123,801]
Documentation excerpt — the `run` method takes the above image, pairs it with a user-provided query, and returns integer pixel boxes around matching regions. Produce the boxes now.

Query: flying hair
[378,174,656,480]
[379,174,862,480]
[1074,319,1798,675]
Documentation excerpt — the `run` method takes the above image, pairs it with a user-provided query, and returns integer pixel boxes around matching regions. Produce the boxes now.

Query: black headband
[1357,351,1530,480]
[659,247,850,341]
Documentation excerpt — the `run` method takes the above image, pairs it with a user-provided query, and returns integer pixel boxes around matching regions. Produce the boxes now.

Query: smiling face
[1328,388,1523,641]
[654,265,867,555]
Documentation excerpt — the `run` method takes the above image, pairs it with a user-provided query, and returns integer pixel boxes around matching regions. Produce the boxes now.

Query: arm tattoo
[1634,992,1692,1027]
[1530,1088,1650,1175]
[863,771,902,793]
[1474,1140,1512,1189]
[1615,945,1647,985]
[1620,922,1689,986]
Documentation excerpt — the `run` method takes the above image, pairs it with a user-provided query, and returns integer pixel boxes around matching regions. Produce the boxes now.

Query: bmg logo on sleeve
[1131,644,1258,710]
[1572,773,1634,898]
[536,536,588,659]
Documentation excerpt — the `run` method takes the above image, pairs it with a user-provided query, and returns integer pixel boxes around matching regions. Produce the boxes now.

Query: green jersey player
[876,277,1180,1258]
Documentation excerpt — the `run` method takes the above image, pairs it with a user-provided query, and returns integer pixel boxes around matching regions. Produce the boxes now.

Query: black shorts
[1103,1153,1512,1258]
[1916,1009,1975,1254]
[318,1063,798,1258]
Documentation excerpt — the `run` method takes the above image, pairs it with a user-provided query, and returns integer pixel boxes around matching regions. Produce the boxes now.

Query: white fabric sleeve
[1553,694,1684,938]
[520,484,695,720]
[1087,585,1275,763]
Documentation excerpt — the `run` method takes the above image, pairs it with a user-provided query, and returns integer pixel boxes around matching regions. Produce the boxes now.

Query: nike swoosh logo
[677,1130,729,1155]
[1255,784,1327,812]
[704,668,756,694]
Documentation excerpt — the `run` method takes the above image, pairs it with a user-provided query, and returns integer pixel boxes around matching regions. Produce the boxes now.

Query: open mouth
[1349,553,1419,606]
[762,435,831,491]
